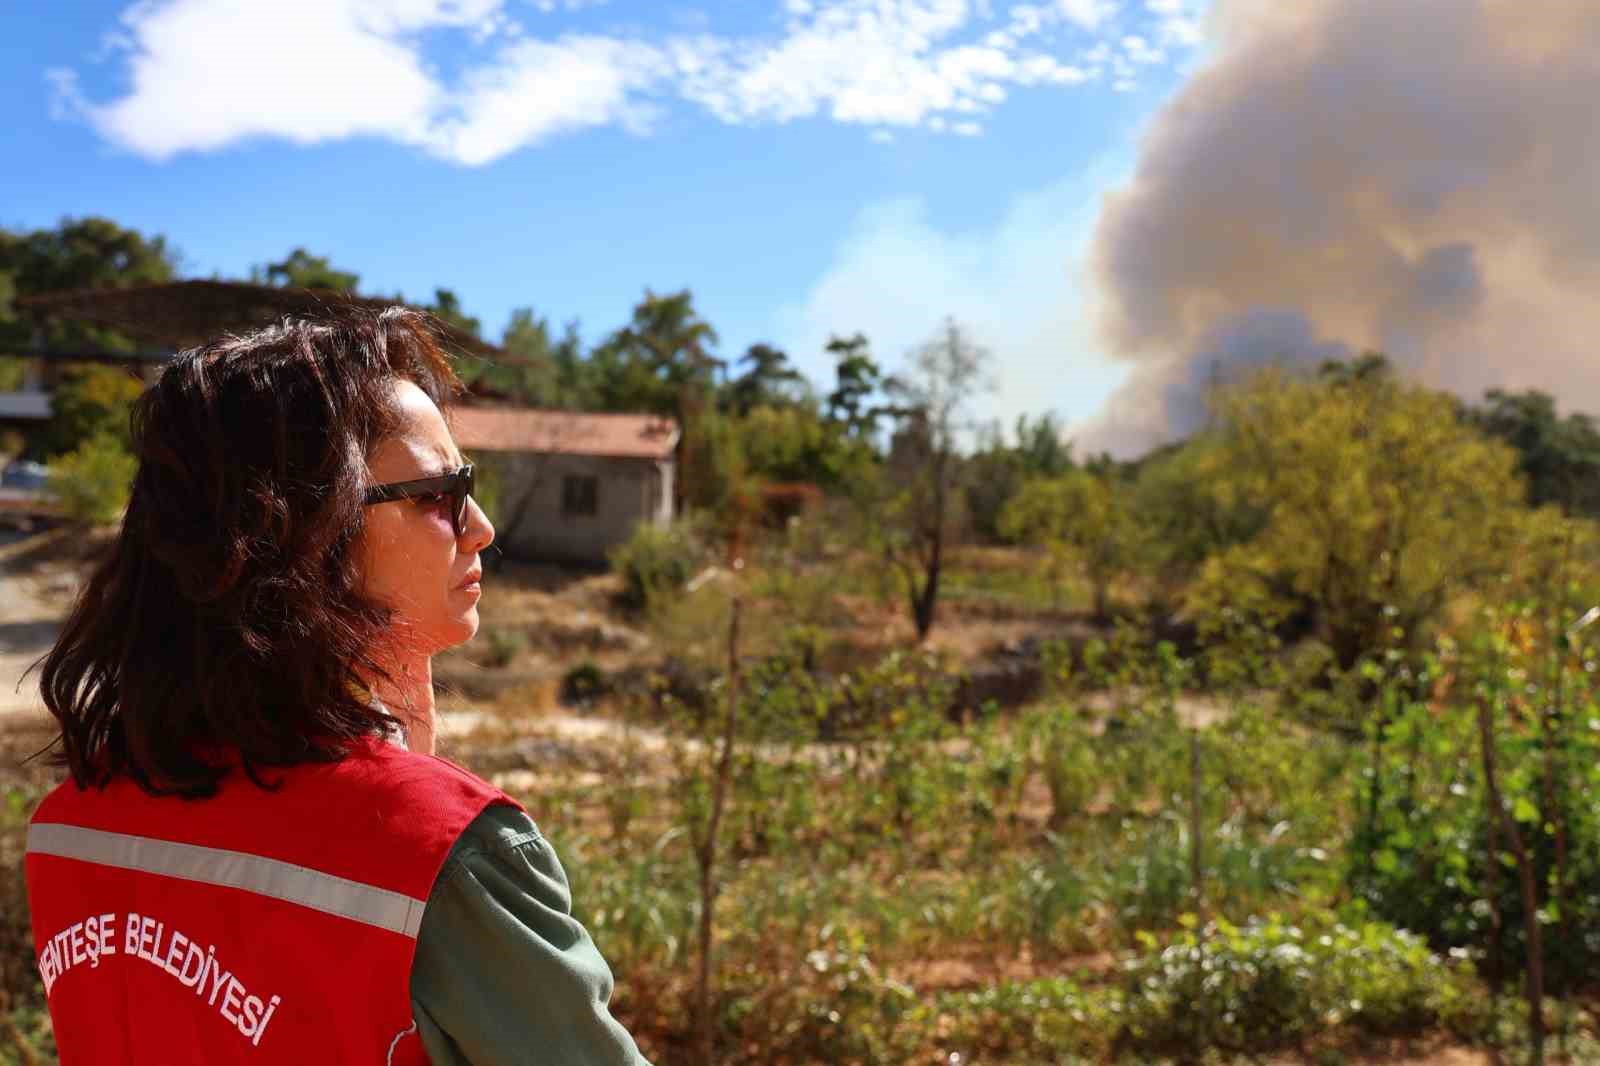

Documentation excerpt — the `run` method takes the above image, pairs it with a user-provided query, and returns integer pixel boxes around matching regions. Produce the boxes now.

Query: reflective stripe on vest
[26,822,428,938]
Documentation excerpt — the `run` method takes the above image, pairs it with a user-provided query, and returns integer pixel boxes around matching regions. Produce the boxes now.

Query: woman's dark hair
[39,306,461,797]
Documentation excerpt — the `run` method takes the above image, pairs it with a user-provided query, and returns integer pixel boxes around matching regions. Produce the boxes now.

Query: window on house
[562,475,598,517]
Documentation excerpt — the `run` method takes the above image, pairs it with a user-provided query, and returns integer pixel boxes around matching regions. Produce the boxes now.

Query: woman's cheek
[424,504,457,537]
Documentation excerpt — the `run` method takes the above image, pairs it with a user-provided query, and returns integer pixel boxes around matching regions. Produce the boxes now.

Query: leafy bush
[609,520,709,609]
[28,363,144,459]
[932,977,1117,1063]
[48,432,135,524]
[559,659,608,706]
[1118,913,1473,1055]
[1022,702,1098,827]
[1340,628,1600,996]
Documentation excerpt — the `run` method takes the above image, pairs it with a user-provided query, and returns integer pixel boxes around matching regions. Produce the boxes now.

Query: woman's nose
[461,496,494,554]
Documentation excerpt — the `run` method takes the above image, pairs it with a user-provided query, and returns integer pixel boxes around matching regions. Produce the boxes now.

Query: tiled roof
[449,406,680,461]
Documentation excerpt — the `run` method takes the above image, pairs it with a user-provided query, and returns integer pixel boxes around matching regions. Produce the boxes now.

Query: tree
[726,404,875,491]
[458,307,559,405]
[1013,412,1074,479]
[679,408,761,534]
[1317,350,1393,386]
[0,217,177,296]
[1468,388,1600,517]
[592,289,721,416]
[0,218,178,459]
[595,289,722,515]
[0,271,22,393]
[727,343,802,414]
[0,217,178,352]
[422,287,482,339]
[256,247,359,292]
[1000,469,1139,618]
[823,333,885,440]
[1191,365,1526,669]
[875,318,993,641]
[1131,431,1270,595]
[967,413,1074,543]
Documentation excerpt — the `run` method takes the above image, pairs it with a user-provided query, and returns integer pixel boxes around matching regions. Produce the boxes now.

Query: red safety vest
[26,736,514,1064]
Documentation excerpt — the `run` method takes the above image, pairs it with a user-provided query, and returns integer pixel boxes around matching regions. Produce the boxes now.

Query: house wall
[488,451,673,565]
[0,357,53,424]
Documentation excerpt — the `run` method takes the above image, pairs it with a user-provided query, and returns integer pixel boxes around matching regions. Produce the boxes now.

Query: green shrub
[32,363,144,458]
[1344,641,1600,995]
[1118,913,1470,1056]
[609,520,708,609]
[932,977,1117,1063]
[1023,703,1098,827]
[560,660,608,706]
[48,432,135,524]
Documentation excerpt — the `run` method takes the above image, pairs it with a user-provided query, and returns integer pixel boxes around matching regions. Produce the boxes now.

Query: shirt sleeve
[410,804,653,1066]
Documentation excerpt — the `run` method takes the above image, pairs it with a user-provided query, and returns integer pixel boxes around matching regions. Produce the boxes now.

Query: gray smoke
[1078,0,1600,456]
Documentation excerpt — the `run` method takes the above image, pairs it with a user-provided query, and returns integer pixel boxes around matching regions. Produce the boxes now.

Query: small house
[449,407,679,566]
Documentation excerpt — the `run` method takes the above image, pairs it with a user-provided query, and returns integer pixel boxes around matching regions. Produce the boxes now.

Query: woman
[25,308,652,1065]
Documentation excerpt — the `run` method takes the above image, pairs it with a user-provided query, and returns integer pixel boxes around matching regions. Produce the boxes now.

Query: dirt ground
[0,528,78,724]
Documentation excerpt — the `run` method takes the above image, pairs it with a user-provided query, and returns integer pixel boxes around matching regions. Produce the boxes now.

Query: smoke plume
[1079,0,1600,455]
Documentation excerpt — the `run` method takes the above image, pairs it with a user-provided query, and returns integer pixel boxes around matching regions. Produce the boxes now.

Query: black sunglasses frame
[362,464,475,537]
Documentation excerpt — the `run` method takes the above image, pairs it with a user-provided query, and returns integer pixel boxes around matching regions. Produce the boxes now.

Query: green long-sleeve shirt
[410,805,652,1066]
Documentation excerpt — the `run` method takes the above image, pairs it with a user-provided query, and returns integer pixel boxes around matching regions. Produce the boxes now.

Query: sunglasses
[362,464,476,537]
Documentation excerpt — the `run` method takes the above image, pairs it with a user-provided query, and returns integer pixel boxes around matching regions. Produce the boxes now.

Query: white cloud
[529,0,609,12]
[1145,0,1205,46]
[77,0,449,159]
[1007,4,1046,35]
[1159,16,1202,45]
[1121,33,1164,64]
[1056,0,1117,30]
[677,1,991,127]
[44,68,86,122]
[772,176,1132,441]
[1014,54,1091,84]
[952,119,982,134]
[54,0,1204,164]
[421,36,667,165]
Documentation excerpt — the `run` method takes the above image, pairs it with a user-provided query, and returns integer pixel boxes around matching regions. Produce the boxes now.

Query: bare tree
[878,318,994,642]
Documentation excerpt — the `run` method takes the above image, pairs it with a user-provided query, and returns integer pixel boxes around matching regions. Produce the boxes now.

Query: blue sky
[1,0,1212,437]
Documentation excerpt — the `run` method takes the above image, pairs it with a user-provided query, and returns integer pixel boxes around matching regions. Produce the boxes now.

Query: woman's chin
[433,611,480,652]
